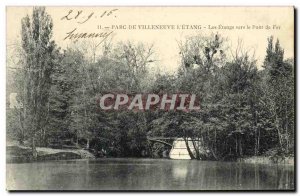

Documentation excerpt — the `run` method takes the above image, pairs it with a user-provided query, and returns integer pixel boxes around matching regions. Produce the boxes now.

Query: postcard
[6,6,295,191]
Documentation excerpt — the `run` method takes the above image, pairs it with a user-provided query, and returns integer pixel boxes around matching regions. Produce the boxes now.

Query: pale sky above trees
[7,7,294,73]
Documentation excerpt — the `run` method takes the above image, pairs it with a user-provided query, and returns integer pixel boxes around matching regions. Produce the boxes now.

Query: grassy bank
[237,156,294,165]
[6,145,95,163]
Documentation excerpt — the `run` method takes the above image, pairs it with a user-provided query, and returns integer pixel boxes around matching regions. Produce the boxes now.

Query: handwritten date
[61,9,118,24]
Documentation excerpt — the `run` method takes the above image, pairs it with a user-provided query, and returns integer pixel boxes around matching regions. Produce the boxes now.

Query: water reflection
[6,158,294,190]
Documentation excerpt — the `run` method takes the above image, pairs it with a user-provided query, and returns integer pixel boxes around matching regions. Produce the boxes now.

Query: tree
[260,37,294,155]
[46,49,85,146]
[220,53,258,157]
[19,7,60,158]
[178,33,226,73]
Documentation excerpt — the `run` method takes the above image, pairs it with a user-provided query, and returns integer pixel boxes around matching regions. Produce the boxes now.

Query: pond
[6,158,294,190]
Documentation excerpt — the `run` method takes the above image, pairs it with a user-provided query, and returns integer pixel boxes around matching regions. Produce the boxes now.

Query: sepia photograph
[6,6,295,191]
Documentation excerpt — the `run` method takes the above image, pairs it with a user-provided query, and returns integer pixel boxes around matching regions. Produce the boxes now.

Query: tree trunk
[208,145,219,160]
[18,110,25,145]
[31,134,37,160]
[86,138,90,149]
[275,116,283,150]
[214,128,217,153]
[184,137,195,159]
[254,111,258,156]
[254,130,257,156]
[76,132,79,145]
[239,136,243,156]
[257,128,260,155]
[285,96,289,154]
[191,139,200,160]
[235,135,238,156]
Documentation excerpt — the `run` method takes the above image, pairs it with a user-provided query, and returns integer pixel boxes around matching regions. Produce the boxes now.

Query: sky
[7,6,294,74]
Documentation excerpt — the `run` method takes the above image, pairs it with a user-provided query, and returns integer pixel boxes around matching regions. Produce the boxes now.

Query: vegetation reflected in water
[7,158,294,190]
